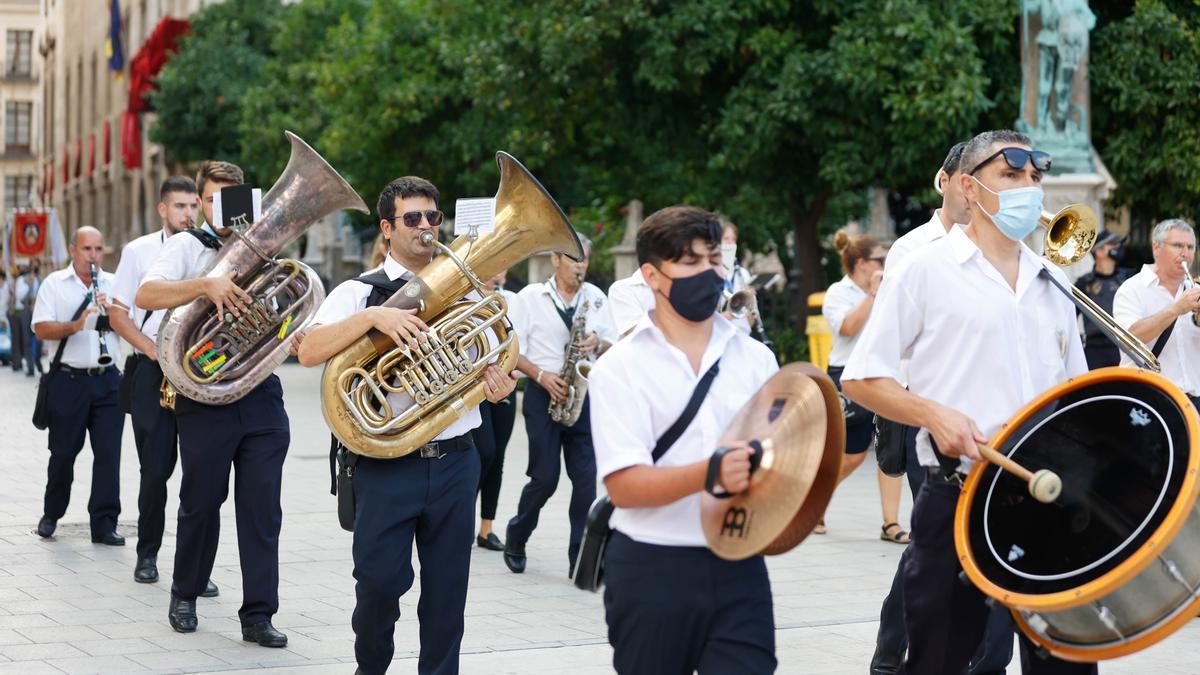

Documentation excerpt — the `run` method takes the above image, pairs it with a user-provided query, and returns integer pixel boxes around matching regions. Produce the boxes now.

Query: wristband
[536,369,543,385]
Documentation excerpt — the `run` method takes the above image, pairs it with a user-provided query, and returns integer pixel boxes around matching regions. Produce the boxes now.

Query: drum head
[701,363,843,560]
[957,368,1200,607]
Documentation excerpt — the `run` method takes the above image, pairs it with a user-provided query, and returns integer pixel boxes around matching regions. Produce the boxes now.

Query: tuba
[548,275,591,427]
[322,151,584,458]
[158,131,368,405]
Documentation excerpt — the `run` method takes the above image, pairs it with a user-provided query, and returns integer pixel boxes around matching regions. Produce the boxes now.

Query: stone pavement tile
[90,620,176,639]
[0,613,58,630]
[15,624,109,644]
[63,594,156,612]
[127,647,230,671]
[45,653,148,674]
[2,598,77,615]
[0,640,86,661]
[202,644,316,668]
[73,636,166,657]
[0,631,29,647]
[277,636,355,661]
[0,661,63,674]
[42,608,134,627]
[145,630,246,652]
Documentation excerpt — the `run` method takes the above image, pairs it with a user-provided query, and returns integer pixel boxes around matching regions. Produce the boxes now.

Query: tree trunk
[787,191,830,336]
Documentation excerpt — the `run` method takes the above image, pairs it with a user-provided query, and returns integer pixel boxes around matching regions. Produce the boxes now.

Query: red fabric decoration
[103,121,112,164]
[121,111,142,169]
[12,212,48,258]
[62,148,68,183]
[88,134,96,177]
[74,138,82,178]
[127,17,190,114]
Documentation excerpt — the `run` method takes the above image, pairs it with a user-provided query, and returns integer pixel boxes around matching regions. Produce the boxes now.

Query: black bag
[33,297,92,430]
[118,312,155,414]
[826,365,871,427]
[573,358,722,592]
[873,415,909,477]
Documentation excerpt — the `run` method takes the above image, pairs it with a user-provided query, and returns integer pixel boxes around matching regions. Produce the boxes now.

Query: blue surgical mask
[973,177,1044,242]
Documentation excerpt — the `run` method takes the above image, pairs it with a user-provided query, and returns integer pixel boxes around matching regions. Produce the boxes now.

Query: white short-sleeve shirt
[140,229,220,285]
[111,229,172,345]
[822,275,870,368]
[590,313,779,546]
[843,225,1087,473]
[1113,265,1200,396]
[310,253,485,441]
[32,266,123,369]
[886,210,955,271]
[607,269,655,337]
[513,277,618,375]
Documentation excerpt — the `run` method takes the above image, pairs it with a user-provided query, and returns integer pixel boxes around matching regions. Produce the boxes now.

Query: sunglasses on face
[969,147,1052,176]
[392,210,445,229]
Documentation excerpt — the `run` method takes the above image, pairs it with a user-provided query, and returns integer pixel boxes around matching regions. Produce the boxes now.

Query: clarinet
[89,263,114,367]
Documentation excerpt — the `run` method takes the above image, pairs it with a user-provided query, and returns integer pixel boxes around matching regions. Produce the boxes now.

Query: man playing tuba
[136,161,291,648]
[298,176,516,675]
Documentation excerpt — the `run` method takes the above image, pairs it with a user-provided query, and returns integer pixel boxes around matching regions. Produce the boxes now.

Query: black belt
[925,466,965,490]
[414,432,474,459]
[59,365,118,377]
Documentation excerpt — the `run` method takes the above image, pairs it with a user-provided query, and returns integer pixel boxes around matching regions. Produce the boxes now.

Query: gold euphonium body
[322,151,584,459]
[157,131,369,405]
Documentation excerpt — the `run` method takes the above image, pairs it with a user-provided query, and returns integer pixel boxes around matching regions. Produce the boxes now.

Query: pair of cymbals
[701,363,845,560]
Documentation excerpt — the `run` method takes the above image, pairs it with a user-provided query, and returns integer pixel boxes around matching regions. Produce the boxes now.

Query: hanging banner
[11,211,48,258]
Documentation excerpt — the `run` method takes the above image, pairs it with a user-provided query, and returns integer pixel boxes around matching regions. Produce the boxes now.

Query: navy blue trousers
[129,358,178,559]
[351,446,480,675]
[476,392,516,520]
[603,531,776,675]
[171,375,289,626]
[43,368,123,535]
[897,481,1097,675]
[506,382,596,565]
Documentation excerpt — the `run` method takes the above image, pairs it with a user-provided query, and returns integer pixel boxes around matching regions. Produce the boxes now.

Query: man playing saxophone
[503,235,617,576]
[298,176,517,675]
[136,161,291,648]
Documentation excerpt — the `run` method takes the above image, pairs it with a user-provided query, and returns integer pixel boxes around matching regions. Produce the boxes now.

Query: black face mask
[659,268,725,322]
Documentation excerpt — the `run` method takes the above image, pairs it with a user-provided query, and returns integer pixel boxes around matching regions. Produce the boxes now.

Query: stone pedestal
[611,199,643,282]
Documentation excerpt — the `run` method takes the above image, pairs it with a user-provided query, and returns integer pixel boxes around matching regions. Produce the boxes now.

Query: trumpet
[88,263,114,367]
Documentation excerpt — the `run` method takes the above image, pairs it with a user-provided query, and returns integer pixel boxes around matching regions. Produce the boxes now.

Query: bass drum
[955,367,1200,662]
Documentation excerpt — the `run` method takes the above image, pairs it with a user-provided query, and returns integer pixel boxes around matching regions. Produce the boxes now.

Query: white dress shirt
[843,226,1087,473]
[822,275,870,368]
[1113,265,1200,396]
[607,269,656,337]
[111,229,171,347]
[887,210,954,271]
[0,279,9,319]
[514,277,618,375]
[141,228,220,285]
[590,313,778,546]
[14,274,37,312]
[32,267,123,369]
[310,253,488,441]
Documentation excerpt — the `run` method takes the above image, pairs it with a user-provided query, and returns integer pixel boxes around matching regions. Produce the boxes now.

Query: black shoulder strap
[49,295,93,373]
[356,269,408,309]
[185,228,222,250]
[652,359,721,463]
[1152,321,1177,358]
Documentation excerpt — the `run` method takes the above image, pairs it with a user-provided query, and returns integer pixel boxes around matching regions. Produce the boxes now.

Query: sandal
[881,522,910,544]
[813,519,827,535]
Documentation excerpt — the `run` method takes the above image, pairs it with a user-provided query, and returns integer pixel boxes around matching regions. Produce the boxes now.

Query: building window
[5,101,33,153]
[5,30,33,78]
[4,175,34,212]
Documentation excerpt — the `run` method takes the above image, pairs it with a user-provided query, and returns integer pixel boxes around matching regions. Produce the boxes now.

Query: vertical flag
[106,1,124,79]
[48,210,67,268]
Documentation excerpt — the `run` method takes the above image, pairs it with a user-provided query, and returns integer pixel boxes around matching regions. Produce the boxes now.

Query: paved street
[0,363,1196,674]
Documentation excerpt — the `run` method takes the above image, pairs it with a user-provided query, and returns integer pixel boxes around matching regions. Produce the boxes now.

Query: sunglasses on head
[392,210,445,229]
[969,147,1052,176]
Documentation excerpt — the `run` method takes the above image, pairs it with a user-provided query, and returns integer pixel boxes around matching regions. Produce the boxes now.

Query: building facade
[1,0,41,219]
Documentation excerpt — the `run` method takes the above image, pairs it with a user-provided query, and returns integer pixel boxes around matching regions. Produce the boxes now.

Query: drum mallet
[977,445,1062,504]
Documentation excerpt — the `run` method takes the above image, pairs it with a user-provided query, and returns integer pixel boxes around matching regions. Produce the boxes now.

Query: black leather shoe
[201,580,219,598]
[503,540,527,573]
[477,532,504,551]
[91,531,125,546]
[168,595,197,633]
[242,620,288,648]
[36,516,56,538]
[134,557,158,583]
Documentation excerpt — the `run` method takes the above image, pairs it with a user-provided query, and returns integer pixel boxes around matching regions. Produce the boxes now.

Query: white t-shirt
[590,313,778,546]
[141,229,220,285]
[514,277,618,375]
[886,210,955,271]
[607,269,655,337]
[822,274,870,368]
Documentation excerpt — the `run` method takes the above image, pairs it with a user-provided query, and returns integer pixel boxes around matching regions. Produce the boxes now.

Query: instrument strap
[652,358,721,462]
[48,296,93,374]
[1152,320,1176,358]
[185,228,222,250]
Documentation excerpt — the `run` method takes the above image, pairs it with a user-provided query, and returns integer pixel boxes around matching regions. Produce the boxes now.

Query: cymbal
[701,363,844,560]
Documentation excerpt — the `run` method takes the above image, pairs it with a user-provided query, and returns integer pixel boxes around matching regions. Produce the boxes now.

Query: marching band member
[842,129,1096,674]
[33,227,123,544]
[590,205,779,674]
[1074,229,1129,370]
[503,234,616,576]
[1114,218,1200,406]
[109,177,217,595]
[298,176,516,675]
[718,219,754,333]
[607,267,654,338]
[137,161,290,646]
[887,142,969,269]
[475,269,521,551]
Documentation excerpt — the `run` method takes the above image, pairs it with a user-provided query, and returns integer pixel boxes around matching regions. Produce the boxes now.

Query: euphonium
[157,131,368,405]
[548,275,590,427]
[322,151,584,458]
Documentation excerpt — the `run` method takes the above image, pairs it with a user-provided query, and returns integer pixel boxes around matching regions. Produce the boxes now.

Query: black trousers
[7,310,24,370]
[896,480,1097,675]
[1083,344,1119,371]
[506,382,596,564]
[170,375,289,626]
[476,391,516,520]
[352,445,480,675]
[43,368,123,535]
[603,531,776,675]
[129,358,178,559]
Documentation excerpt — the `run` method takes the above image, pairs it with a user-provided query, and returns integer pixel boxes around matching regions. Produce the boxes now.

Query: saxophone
[548,275,591,426]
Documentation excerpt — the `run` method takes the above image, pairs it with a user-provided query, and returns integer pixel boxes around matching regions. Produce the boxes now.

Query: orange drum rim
[954,367,1200,616]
